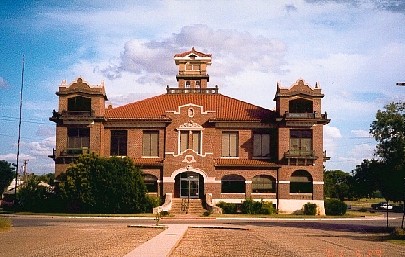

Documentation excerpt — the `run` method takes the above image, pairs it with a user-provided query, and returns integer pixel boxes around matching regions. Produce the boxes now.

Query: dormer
[274,79,329,126]
[50,77,108,122]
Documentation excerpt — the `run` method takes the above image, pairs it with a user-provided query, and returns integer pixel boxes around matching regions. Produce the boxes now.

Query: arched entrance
[174,171,204,198]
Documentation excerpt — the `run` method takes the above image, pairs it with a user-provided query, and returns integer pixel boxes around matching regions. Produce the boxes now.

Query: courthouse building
[49,48,330,214]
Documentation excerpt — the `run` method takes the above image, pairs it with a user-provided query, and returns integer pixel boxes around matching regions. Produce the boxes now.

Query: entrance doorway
[174,171,204,198]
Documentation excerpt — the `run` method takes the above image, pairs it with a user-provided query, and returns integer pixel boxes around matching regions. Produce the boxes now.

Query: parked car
[371,202,393,210]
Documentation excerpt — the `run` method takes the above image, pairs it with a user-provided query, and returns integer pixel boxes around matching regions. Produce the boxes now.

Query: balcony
[50,109,106,123]
[60,147,89,157]
[278,112,329,127]
[284,150,316,158]
[284,150,317,166]
[285,111,328,120]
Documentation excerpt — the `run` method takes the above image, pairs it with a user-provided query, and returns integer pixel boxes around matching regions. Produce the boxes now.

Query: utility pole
[22,160,29,182]
[14,55,25,208]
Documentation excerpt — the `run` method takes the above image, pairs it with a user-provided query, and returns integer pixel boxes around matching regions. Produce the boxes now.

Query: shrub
[260,201,274,214]
[325,199,347,216]
[216,201,237,214]
[241,199,274,214]
[145,195,161,213]
[303,202,317,215]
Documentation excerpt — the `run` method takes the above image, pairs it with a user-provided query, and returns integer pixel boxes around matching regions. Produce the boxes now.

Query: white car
[378,202,393,210]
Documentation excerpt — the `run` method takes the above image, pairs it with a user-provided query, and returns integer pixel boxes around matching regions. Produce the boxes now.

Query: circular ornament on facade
[188,108,194,117]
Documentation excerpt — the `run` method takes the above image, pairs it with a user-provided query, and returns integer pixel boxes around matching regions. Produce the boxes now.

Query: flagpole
[14,55,25,207]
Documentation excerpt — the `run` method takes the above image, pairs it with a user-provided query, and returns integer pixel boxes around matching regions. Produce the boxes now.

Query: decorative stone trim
[313,181,324,185]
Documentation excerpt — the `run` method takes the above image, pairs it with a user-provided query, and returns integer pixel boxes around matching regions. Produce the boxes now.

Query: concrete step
[170,198,206,215]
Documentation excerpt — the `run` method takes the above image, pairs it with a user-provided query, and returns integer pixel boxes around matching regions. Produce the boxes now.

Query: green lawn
[345,198,386,208]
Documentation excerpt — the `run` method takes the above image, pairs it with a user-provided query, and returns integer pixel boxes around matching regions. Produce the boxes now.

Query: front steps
[170,198,206,215]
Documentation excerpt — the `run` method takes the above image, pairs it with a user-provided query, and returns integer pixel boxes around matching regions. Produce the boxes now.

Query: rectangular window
[186,64,200,71]
[110,130,127,156]
[253,133,270,157]
[290,130,312,156]
[67,128,90,149]
[143,131,159,157]
[192,131,201,154]
[222,132,238,157]
[180,131,189,152]
[180,131,201,154]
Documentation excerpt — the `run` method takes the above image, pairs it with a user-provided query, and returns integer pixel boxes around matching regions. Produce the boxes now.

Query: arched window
[290,170,313,193]
[289,98,313,113]
[252,175,276,193]
[196,81,201,88]
[143,174,158,193]
[221,174,245,193]
[67,96,91,113]
[185,81,191,88]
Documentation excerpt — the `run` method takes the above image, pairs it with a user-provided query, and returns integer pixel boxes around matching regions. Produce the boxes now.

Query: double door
[180,174,199,198]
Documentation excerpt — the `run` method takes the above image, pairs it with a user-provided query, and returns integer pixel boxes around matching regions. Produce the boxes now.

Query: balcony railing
[285,112,315,118]
[61,110,94,116]
[284,150,316,158]
[60,147,89,156]
[284,111,328,120]
[166,86,218,94]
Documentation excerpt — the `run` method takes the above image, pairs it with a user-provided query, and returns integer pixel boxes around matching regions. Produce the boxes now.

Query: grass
[345,198,386,208]
[0,216,11,231]
[205,210,380,219]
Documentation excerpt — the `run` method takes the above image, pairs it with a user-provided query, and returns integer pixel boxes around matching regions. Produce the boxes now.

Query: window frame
[289,130,313,155]
[253,133,270,158]
[290,170,313,193]
[222,131,238,157]
[67,128,90,149]
[178,129,202,154]
[142,130,159,157]
[110,130,128,156]
[221,174,245,193]
[252,175,276,193]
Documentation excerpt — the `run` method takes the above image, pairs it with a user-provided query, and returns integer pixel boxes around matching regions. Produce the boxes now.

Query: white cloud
[351,129,371,138]
[24,137,56,157]
[100,25,287,82]
[0,153,34,163]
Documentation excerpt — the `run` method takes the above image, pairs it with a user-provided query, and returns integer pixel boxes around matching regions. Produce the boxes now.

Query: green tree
[370,102,405,201]
[0,160,14,195]
[351,159,381,199]
[17,175,59,212]
[324,170,353,200]
[58,154,149,213]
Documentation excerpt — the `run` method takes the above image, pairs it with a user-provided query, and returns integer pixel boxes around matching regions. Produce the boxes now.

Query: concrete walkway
[124,224,188,257]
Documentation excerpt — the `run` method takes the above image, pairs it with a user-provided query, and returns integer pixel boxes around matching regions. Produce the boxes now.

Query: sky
[1,0,405,175]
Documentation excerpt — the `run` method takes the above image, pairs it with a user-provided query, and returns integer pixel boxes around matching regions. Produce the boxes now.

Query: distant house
[49,48,330,214]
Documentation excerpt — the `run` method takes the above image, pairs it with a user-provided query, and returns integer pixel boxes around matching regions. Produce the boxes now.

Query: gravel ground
[0,222,162,257]
[170,225,405,257]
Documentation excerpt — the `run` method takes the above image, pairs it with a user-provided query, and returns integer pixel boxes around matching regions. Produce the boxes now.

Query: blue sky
[1,0,405,174]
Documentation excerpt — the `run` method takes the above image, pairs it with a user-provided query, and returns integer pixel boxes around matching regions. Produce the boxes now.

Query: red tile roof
[105,93,275,122]
[215,158,280,168]
[133,158,164,166]
[174,47,212,58]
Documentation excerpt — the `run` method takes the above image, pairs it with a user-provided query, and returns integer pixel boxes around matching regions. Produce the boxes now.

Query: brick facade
[50,48,330,214]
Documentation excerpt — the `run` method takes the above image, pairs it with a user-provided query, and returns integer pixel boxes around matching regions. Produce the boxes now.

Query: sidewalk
[124,224,188,257]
